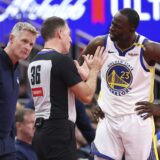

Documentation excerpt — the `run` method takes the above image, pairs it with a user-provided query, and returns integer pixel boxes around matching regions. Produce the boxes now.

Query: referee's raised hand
[83,46,107,72]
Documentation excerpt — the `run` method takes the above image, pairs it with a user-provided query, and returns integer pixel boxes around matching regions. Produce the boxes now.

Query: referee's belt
[35,116,69,128]
[35,118,46,128]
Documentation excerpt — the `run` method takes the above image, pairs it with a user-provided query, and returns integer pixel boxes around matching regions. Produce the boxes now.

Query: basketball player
[79,8,160,160]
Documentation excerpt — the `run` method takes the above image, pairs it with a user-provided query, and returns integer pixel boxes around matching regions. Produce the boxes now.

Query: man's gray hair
[11,22,39,36]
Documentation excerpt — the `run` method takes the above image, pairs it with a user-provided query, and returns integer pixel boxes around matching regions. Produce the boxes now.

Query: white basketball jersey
[98,34,155,116]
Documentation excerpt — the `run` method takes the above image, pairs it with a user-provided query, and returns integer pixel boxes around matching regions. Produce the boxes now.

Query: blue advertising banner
[0,0,159,45]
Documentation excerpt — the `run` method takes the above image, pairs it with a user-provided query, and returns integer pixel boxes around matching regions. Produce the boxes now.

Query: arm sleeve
[58,55,82,87]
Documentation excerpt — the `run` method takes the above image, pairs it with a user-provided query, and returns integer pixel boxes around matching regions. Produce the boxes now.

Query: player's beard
[110,34,120,42]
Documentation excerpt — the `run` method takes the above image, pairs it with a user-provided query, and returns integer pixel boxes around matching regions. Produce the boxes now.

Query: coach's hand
[135,101,160,120]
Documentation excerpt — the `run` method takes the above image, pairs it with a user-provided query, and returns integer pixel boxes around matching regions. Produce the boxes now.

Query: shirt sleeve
[57,55,82,87]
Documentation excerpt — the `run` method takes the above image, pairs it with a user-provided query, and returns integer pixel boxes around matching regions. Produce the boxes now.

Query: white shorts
[92,114,158,160]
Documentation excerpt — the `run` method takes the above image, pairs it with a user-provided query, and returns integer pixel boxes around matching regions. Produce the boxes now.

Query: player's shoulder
[81,35,106,56]
[56,54,74,67]
[143,40,159,65]
[143,40,155,52]
[89,35,106,47]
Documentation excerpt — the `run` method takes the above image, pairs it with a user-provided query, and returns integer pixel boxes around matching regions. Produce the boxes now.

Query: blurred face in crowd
[10,30,36,62]
[20,112,35,140]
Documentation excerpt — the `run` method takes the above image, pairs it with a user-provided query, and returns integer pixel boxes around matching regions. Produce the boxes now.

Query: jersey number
[31,65,41,85]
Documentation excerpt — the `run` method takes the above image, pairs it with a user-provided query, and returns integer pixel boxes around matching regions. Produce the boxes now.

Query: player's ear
[16,122,22,129]
[9,34,15,44]
[130,26,136,32]
[55,28,61,39]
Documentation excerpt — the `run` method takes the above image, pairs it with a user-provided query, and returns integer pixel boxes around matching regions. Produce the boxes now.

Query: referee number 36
[30,65,41,85]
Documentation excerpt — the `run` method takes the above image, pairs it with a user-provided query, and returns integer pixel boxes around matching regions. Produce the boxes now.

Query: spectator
[15,107,38,160]
[18,79,30,99]
[76,100,95,160]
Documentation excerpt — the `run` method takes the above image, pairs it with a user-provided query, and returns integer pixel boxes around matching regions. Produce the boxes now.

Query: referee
[27,16,106,160]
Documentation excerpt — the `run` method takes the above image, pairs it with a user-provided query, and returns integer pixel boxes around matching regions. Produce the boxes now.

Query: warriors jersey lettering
[28,50,82,122]
[98,34,155,116]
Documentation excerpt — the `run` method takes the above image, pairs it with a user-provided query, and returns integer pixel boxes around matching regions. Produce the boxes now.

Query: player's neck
[116,34,137,51]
